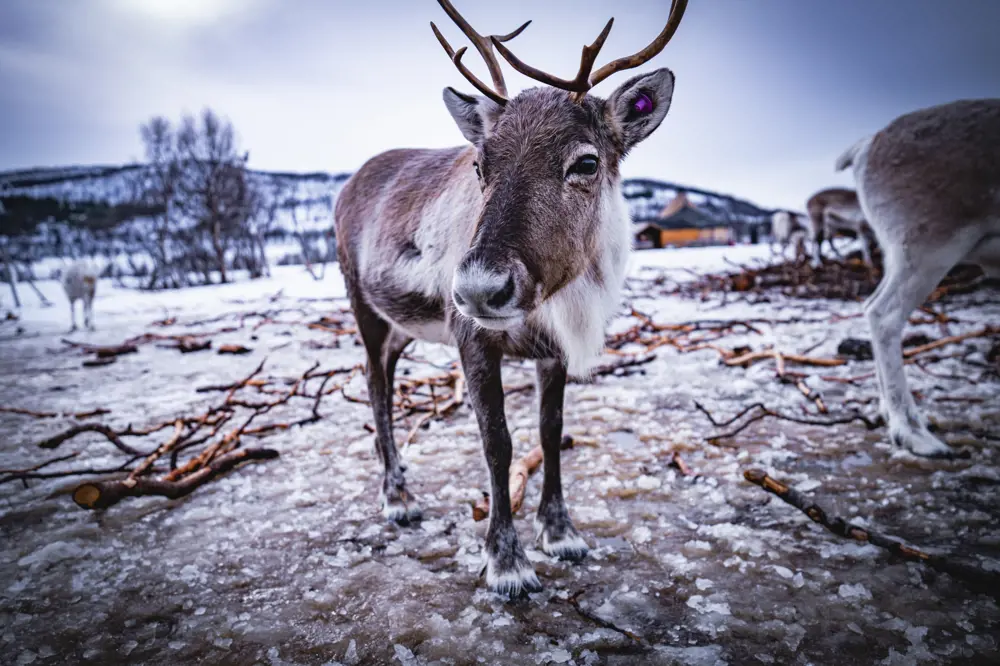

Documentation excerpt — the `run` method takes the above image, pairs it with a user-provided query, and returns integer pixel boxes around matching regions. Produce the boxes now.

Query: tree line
[0,108,337,291]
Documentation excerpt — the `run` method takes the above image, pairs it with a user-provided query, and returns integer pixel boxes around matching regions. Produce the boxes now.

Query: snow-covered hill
[1,164,771,237]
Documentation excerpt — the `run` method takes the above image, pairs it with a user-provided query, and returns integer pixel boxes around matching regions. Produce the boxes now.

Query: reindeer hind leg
[352,296,420,524]
[864,225,985,457]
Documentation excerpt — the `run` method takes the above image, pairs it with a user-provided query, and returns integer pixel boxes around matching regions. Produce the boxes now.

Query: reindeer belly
[362,272,454,346]
[969,235,1000,276]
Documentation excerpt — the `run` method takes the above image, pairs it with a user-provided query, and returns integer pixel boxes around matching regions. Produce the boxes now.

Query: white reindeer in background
[335,0,686,597]
[62,260,99,332]
[770,209,810,260]
[836,98,1000,457]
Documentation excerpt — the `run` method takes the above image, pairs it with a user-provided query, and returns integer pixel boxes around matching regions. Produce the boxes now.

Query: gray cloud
[1,0,998,210]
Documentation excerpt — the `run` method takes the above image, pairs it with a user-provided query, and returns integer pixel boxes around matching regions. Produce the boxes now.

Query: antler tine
[496,20,531,44]
[433,0,531,101]
[430,27,508,106]
[491,18,614,95]
[492,0,686,103]
[587,0,688,89]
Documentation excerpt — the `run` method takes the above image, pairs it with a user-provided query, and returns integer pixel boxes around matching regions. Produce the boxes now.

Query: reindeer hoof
[380,489,422,526]
[535,518,589,562]
[891,430,954,459]
[484,554,542,599]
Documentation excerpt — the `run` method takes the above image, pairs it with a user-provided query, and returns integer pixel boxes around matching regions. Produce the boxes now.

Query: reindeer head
[433,0,685,330]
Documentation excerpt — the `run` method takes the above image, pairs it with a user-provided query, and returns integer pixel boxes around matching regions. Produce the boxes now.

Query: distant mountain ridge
[0,164,771,238]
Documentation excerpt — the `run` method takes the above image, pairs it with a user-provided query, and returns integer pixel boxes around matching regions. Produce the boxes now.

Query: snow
[1,244,999,664]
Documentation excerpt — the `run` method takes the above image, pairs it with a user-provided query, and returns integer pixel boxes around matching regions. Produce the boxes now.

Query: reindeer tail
[834,135,872,172]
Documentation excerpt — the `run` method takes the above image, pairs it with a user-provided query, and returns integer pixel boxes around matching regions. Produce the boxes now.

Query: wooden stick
[743,468,1000,592]
[0,406,111,419]
[401,375,465,448]
[472,435,573,521]
[903,326,998,359]
[724,349,845,368]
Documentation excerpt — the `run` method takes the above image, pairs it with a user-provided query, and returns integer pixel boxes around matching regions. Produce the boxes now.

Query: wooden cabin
[632,191,731,249]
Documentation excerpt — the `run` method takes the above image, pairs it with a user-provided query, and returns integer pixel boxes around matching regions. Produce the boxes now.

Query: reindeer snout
[453,268,515,313]
[452,257,527,327]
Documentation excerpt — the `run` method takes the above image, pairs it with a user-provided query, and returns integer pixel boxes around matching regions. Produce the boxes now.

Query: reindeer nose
[453,267,516,316]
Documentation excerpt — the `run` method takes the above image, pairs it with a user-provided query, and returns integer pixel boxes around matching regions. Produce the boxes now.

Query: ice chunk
[838,583,872,600]
[631,526,652,544]
[17,541,83,571]
[636,475,661,490]
[393,644,419,665]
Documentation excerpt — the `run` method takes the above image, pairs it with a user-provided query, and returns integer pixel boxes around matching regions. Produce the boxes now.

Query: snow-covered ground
[1,245,998,665]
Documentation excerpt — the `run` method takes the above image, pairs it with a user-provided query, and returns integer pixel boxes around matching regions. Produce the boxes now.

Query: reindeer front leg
[459,337,541,598]
[534,359,588,561]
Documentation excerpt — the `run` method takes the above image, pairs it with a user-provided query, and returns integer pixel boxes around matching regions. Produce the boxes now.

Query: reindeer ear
[443,87,502,145]
[606,68,675,152]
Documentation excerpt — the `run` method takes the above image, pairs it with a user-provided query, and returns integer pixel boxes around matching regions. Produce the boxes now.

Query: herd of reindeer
[43,0,998,598]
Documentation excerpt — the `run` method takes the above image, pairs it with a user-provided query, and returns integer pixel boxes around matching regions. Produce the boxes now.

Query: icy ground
[1,246,999,666]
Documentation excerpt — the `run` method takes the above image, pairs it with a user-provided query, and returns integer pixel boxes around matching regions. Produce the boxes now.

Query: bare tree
[135,108,264,289]
[136,116,184,289]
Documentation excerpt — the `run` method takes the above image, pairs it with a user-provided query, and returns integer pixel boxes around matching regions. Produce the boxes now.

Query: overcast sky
[1,0,998,210]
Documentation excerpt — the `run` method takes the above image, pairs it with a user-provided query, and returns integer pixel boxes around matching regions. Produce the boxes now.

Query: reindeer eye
[568,155,599,177]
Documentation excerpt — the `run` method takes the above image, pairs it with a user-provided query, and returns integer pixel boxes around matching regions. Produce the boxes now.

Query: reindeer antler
[430,0,531,105]
[491,0,688,103]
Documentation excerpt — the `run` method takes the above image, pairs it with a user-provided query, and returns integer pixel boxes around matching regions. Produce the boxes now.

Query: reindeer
[62,260,98,332]
[805,187,875,268]
[334,0,686,597]
[770,209,810,261]
[835,98,1000,457]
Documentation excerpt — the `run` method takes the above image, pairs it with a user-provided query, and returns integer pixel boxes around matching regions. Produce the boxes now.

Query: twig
[37,423,145,455]
[694,402,880,444]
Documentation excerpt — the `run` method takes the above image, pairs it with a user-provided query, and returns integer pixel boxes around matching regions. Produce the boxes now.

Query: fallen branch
[743,468,1000,593]
[73,448,279,510]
